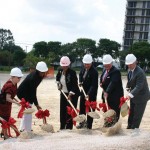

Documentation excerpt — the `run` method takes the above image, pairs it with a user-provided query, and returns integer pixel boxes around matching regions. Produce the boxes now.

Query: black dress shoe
[127,124,132,129]
[127,126,131,129]
[0,133,4,138]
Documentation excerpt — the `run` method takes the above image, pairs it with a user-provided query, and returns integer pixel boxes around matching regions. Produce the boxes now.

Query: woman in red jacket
[0,67,23,140]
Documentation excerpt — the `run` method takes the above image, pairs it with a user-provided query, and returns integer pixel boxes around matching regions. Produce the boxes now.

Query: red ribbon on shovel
[85,101,99,113]
[99,103,107,112]
[67,106,79,126]
[119,97,128,108]
[85,100,91,113]
[1,117,20,137]
[35,109,50,124]
[90,101,100,111]
[17,98,31,118]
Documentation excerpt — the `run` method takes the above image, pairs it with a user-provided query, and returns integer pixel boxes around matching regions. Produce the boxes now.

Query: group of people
[56,53,150,130]
[0,61,48,139]
[0,53,149,140]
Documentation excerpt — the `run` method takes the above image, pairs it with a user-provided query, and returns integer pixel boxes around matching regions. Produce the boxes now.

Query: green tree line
[1,28,150,71]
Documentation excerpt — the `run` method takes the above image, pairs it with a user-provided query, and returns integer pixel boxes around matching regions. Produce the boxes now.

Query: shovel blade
[73,114,86,123]
[121,102,129,117]
[87,112,100,119]
[103,109,116,118]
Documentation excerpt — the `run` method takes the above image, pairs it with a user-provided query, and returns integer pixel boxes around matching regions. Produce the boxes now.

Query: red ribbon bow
[90,101,100,111]
[1,117,20,137]
[119,97,128,108]
[99,103,107,112]
[67,106,79,126]
[85,100,91,113]
[17,98,31,118]
[85,101,99,113]
[35,109,50,124]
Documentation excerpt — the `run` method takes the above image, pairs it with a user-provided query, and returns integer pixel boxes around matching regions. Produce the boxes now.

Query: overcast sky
[0,0,126,52]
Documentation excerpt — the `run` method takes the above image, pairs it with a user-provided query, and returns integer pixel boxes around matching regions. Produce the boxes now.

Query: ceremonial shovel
[80,86,100,119]
[120,89,130,117]
[60,90,86,123]
[0,117,20,137]
[102,98,116,119]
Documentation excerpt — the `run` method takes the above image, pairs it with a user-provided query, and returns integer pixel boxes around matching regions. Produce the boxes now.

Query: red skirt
[0,102,12,121]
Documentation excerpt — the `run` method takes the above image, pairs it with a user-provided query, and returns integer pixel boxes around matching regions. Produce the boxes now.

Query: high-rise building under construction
[123,0,150,50]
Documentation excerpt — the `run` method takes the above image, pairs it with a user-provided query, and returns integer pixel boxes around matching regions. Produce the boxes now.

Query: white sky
[0,0,126,52]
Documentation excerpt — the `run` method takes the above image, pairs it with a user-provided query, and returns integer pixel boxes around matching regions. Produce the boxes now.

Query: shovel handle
[61,90,78,115]
[80,86,93,112]
[104,97,109,110]
[80,86,87,98]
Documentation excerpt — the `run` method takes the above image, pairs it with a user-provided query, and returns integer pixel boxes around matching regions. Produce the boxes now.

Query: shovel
[120,102,129,117]
[103,97,116,119]
[0,117,20,137]
[60,90,86,123]
[120,95,130,117]
[80,86,100,119]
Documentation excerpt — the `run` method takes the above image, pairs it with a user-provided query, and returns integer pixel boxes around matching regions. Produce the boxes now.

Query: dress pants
[19,104,33,132]
[20,114,32,131]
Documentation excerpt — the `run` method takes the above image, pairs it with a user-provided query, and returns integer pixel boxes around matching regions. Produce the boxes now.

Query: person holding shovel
[125,54,150,129]
[77,54,98,129]
[17,61,48,132]
[56,56,80,130]
[100,54,124,127]
[0,67,23,140]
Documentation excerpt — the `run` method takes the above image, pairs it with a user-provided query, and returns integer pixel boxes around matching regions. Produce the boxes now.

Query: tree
[23,51,41,69]
[13,48,27,66]
[47,41,61,61]
[129,41,150,68]
[0,50,12,66]
[74,38,96,59]
[97,38,121,58]
[60,43,78,64]
[0,28,14,49]
[33,41,48,58]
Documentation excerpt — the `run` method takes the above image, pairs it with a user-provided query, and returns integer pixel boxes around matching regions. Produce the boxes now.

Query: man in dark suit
[125,54,150,129]
[77,54,98,129]
[100,54,124,125]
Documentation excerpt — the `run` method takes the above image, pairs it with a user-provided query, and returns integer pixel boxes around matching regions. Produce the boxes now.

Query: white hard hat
[82,54,93,64]
[102,54,113,64]
[36,61,48,72]
[125,54,137,65]
[10,67,23,77]
[60,56,71,66]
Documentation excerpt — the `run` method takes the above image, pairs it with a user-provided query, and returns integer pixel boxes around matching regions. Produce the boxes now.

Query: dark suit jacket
[79,65,98,100]
[17,71,43,106]
[56,68,80,96]
[126,66,150,104]
[100,66,124,103]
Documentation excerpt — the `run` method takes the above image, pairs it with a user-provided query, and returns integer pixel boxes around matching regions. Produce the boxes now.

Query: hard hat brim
[38,68,48,72]
[103,61,113,65]
[60,62,70,66]
[82,60,93,64]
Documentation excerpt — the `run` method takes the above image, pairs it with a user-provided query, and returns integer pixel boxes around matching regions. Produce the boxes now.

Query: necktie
[128,71,132,80]
[83,69,88,79]
[102,70,108,82]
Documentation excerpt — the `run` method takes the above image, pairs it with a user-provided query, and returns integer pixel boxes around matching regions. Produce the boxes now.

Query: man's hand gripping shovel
[60,90,86,123]
[80,86,100,119]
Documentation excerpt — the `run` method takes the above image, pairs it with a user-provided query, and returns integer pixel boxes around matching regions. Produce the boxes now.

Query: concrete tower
[123,0,150,50]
